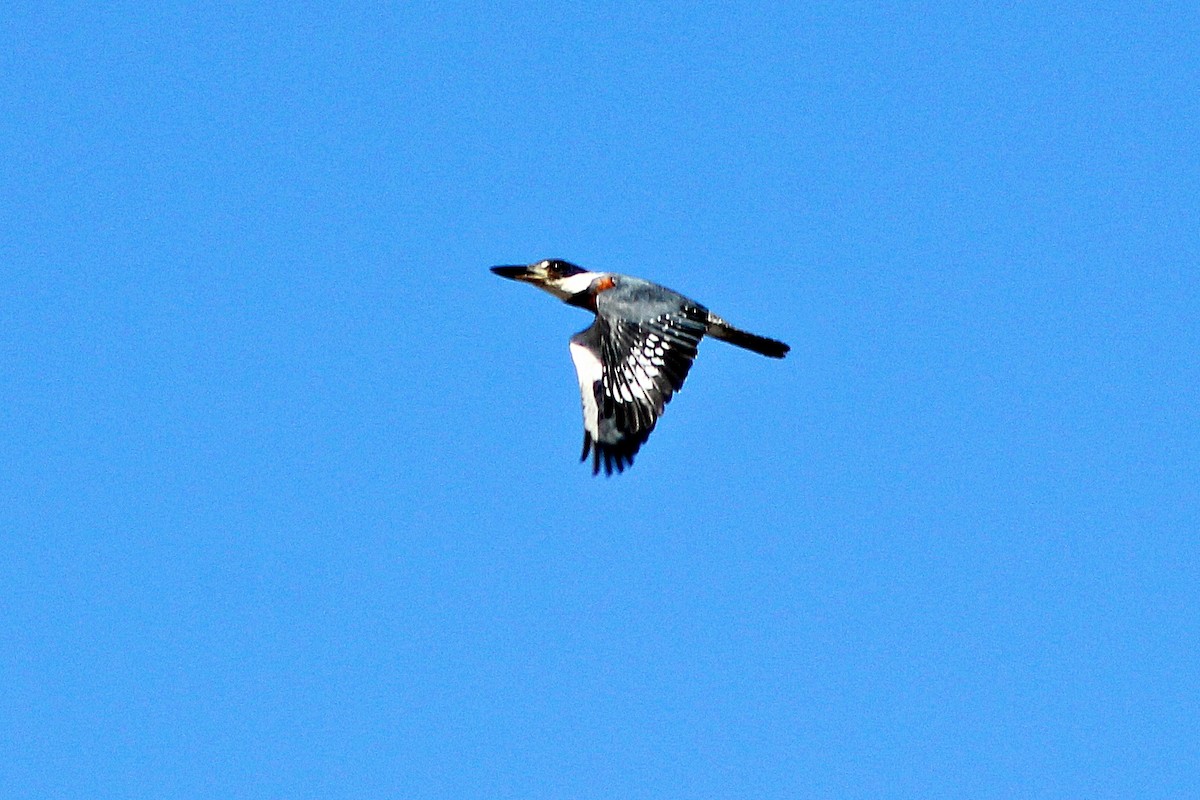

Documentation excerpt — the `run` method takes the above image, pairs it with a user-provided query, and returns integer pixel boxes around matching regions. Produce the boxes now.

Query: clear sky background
[3,3,1197,798]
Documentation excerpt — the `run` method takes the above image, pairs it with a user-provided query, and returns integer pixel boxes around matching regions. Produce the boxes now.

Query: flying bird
[491,259,789,475]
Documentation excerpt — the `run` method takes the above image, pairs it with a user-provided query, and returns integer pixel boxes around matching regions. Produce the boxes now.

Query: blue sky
[2,3,1197,797]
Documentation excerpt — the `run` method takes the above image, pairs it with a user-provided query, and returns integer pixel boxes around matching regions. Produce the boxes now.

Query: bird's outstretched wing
[569,307,708,475]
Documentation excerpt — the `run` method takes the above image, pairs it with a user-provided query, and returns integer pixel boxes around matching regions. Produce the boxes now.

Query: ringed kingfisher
[491,259,789,475]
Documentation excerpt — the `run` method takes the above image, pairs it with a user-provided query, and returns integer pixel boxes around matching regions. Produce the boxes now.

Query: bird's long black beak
[490,265,532,281]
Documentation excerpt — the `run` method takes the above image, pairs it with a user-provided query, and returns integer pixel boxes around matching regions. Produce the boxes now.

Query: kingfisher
[491,259,789,475]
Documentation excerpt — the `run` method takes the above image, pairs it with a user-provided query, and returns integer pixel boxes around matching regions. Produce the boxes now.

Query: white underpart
[568,335,603,441]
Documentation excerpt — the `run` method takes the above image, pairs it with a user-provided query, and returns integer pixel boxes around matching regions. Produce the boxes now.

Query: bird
[491,259,789,475]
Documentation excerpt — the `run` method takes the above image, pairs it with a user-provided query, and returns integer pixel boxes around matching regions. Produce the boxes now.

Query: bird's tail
[706,314,790,358]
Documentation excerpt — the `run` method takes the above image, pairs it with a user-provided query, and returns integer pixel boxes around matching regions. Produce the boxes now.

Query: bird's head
[490,259,605,301]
